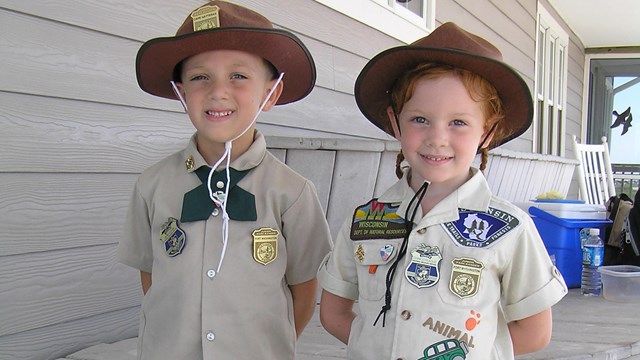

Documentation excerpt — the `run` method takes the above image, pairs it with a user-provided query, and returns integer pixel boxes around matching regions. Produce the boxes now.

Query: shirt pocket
[435,248,500,308]
[353,239,403,301]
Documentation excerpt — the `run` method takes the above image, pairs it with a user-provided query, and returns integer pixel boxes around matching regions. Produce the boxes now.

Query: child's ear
[479,127,495,149]
[261,80,284,112]
[387,106,402,140]
[175,82,186,98]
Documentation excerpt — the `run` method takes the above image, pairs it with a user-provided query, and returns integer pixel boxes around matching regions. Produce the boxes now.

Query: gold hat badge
[191,5,220,31]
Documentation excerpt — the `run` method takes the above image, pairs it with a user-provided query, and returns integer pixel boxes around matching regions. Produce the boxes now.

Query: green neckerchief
[180,166,256,222]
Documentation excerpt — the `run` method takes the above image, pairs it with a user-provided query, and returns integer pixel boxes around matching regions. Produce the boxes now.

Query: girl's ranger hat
[355,22,533,149]
[136,1,316,105]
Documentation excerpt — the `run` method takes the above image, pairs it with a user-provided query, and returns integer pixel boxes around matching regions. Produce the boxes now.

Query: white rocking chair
[571,134,616,206]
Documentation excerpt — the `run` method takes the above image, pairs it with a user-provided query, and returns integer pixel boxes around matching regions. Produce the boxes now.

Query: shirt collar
[182,130,267,174]
[377,167,492,226]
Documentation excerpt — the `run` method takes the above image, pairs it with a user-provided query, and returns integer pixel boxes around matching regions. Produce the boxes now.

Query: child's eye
[231,73,248,80]
[452,119,466,126]
[412,116,427,124]
[189,74,207,81]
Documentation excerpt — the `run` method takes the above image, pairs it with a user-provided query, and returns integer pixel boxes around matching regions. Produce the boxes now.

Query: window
[314,0,435,43]
[533,4,569,156]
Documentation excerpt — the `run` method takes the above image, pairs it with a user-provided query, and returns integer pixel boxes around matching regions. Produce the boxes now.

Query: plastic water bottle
[581,228,604,296]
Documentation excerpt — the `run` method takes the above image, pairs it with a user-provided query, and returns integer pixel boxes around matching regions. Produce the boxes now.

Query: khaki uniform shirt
[118,131,332,360]
[318,168,567,360]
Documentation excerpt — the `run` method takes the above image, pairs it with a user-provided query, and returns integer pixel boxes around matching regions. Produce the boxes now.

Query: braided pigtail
[395,151,405,179]
[479,147,489,172]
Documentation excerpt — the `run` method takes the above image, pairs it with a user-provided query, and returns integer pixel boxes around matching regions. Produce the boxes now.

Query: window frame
[533,3,569,156]
[314,0,435,43]
[581,53,640,143]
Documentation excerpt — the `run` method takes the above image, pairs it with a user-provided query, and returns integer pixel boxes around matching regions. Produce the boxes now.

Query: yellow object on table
[536,191,565,200]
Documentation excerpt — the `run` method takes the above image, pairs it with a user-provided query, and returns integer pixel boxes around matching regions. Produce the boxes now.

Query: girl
[317,22,567,360]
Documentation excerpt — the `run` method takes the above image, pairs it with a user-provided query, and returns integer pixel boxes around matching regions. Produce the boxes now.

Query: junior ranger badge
[405,244,442,288]
[160,217,186,257]
[252,227,279,265]
[191,5,220,31]
[450,257,484,298]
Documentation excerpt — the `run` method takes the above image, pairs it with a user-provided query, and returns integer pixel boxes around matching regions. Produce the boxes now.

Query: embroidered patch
[160,217,186,257]
[450,258,484,299]
[443,207,520,248]
[418,338,470,360]
[252,228,278,265]
[405,244,442,288]
[351,199,406,240]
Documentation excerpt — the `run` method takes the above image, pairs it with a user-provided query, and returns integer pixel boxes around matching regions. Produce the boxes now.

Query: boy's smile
[176,49,281,164]
[390,74,489,194]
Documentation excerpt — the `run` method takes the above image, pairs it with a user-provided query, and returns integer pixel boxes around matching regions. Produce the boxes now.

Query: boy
[317,22,567,359]
[118,2,332,359]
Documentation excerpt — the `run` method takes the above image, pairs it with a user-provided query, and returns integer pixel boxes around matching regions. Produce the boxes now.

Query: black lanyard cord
[373,181,429,327]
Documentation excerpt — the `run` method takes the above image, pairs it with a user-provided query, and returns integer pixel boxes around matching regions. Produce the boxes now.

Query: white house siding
[0,1,584,359]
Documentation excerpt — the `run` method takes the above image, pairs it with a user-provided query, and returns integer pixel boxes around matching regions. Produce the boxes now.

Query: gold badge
[185,155,194,171]
[191,5,220,32]
[252,227,278,265]
[449,258,484,299]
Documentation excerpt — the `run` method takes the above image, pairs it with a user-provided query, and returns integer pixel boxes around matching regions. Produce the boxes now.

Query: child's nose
[207,80,229,98]
[425,126,449,147]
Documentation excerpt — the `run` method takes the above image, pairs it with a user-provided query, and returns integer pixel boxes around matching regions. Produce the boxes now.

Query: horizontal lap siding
[0,92,192,173]
[0,246,140,337]
[0,173,134,256]
[0,307,140,360]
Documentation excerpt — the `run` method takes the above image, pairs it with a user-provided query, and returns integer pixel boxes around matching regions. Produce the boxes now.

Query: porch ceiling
[548,0,640,49]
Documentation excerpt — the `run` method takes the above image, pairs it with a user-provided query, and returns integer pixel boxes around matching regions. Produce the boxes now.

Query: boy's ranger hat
[355,22,533,149]
[136,1,315,105]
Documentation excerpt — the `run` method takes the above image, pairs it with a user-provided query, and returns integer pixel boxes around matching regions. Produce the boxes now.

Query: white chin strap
[172,73,284,273]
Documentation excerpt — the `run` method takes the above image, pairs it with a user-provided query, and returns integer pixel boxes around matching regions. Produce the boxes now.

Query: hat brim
[136,27,316,105]
[355,46,533,149]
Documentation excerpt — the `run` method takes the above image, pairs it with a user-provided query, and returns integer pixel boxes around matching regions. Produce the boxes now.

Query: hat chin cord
[477,122,498,153]
[172,72,285,273]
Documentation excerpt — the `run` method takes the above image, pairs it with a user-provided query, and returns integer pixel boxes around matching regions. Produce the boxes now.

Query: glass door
[586,56,640,194]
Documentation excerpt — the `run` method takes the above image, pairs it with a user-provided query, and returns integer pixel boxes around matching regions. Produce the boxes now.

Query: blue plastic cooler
[528,206,612,288]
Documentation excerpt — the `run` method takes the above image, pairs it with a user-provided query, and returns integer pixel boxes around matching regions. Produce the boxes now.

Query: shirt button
[212,208,219,216]
[417,228,426,234]
[206,332,215,341]
[216,181,225,189]
[207,269,216,279]
[400,310,412,320]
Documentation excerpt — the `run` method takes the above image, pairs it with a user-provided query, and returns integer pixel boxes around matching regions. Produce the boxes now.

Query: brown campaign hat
[136,1,315,105]
[355,22,533,148]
